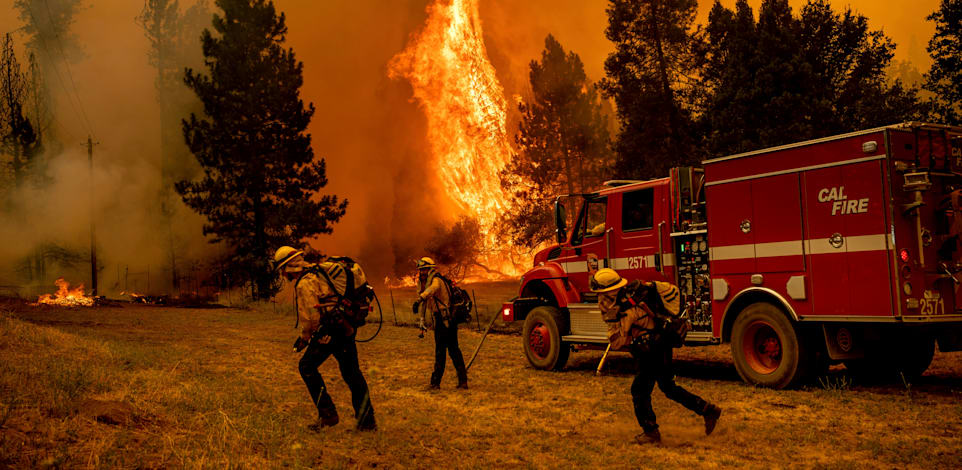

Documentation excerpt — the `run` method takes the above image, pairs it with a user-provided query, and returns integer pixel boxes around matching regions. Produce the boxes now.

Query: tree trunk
[650,0,682,154]
[252,195,271,300]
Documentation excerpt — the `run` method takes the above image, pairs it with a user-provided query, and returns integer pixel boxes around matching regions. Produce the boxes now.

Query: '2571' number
[920,298,945,315]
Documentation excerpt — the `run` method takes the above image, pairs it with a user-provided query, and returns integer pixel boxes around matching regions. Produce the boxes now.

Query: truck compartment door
[803,161,892,317]
[706,180,756,274]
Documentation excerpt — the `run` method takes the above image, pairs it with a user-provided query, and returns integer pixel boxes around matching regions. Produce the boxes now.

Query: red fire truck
[501,122,962,388]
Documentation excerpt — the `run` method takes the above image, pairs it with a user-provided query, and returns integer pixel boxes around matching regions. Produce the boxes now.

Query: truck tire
[900,335,935,379]
[522,306,570,371]
[731,302,810,389]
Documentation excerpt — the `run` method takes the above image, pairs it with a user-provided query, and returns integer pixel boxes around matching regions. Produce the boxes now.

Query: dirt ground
[1,293,961,469]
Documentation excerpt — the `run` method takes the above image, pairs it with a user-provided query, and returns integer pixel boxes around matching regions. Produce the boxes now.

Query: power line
[41,0,94,137]
[22,1,94,139]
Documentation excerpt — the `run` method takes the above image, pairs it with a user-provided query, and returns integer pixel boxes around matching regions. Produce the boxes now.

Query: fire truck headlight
[899,248,911,263]
[903,282,913,296]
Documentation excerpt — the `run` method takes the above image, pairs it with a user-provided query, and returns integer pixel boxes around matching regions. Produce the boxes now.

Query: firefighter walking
[591,268,720,444]
[274,246,376,431]
[414,257,468,390]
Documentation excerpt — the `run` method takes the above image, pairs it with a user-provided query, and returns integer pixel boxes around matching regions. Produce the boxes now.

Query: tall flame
[389,0,523,276]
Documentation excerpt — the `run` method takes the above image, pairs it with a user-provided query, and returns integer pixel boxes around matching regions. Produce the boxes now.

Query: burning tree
[389,0,523,277]
[500,35,613,249]
[177,0,347,299]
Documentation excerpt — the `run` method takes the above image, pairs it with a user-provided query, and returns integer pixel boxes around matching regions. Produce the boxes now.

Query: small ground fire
[34,278,94,307]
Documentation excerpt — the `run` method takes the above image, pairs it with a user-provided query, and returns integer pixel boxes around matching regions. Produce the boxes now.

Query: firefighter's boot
[355,413,377,432]
[456,381,469,390]
[635,429,661,445]
[308,408,339,432]
[703,404,722,436]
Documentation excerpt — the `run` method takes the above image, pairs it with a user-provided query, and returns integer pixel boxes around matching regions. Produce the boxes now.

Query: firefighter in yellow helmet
[273,246,376,432]
[413,257,468,390]
[591,268,720,444]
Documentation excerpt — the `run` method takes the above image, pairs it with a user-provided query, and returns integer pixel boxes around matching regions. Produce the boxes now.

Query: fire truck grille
[567,305,607,337]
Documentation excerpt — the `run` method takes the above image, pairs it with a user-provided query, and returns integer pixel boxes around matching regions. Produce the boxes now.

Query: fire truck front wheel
[731,302,810,389]
[522,306,570,371]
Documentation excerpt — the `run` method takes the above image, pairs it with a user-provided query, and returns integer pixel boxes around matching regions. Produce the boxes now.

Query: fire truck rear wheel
[731,302,810,389]
[522,306,570,371]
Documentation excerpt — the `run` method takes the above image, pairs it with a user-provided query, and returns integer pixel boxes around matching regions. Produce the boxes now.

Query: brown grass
[1,292,961,469]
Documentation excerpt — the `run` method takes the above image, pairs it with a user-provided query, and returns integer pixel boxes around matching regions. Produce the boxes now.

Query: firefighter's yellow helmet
[273,246,304,272]
[591,268,628,293]
[416,257,436,270]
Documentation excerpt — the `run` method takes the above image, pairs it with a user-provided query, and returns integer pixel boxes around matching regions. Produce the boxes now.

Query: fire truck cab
[502,122,962,388]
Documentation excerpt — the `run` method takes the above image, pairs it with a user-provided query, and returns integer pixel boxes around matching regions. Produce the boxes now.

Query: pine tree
[701,0,924,157]
[176,0,346,299]
[924,0,962,125]
[137,0,210,291]
[600,0,703,178]
[14,0,86,62]
[14,0,85,156]
[0,34,39,191]
[500,35,612,249]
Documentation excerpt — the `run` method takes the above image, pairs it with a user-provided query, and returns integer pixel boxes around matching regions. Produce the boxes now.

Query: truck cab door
[613,186,672,282]
[555,196,609,294]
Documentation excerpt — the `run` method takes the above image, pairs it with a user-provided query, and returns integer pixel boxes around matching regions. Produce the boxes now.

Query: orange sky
[0,0,945,273]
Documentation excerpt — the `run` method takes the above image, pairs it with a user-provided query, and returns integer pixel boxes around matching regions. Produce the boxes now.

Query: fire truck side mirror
[555,199,567,243]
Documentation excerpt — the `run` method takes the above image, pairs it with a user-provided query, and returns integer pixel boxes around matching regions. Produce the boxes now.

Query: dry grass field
[2,283,962,469]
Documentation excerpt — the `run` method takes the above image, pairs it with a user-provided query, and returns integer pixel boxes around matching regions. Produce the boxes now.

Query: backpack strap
[327,257,357,299]
[427,271,453,313]
[293,267,320,329]
[313,264,346,303]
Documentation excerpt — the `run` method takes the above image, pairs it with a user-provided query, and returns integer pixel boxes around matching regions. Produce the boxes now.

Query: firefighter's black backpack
[434,274,473,325]
[309,257,375,328]
[620,280,691,348]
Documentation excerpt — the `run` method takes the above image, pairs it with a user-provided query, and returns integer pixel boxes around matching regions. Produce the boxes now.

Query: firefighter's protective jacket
[417,269,451,328]
[598,285,656,349]
[295,267,339,343]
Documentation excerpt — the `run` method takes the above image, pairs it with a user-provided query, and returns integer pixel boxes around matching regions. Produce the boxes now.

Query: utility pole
[86,136,99,296]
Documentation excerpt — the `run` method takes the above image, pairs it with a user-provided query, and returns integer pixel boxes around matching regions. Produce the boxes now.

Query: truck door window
[623,188,654,231]
[583,199,607,238]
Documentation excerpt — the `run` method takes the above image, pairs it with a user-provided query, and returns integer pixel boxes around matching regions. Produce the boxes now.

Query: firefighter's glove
[412,298,422,314]
[293,337,308,353]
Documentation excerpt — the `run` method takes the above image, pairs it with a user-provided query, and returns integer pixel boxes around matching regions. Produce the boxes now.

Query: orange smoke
[35,278,94,307]
[389,0,525,276]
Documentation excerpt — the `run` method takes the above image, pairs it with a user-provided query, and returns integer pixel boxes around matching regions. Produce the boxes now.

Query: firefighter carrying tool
[274,246,376,432]
[414,257,469,390]
[592,268,721,444]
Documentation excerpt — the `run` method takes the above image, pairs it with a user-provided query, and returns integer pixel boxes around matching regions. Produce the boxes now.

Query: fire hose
[291,290,384,346]
[354,292,383,343]
[466,310,501,370]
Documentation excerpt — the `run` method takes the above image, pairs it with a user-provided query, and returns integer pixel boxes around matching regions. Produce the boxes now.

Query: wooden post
[86,136,98,296]
[389,289,398,326]
[471,289,481,332]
